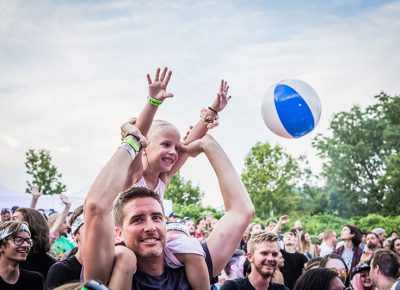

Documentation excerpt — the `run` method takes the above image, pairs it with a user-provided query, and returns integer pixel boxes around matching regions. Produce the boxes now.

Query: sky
[1,0,399,209]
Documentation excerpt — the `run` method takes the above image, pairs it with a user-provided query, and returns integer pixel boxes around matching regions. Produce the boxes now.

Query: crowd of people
[1,67,399,290]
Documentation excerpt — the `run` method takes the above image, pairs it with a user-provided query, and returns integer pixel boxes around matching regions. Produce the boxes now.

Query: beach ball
[261,79,321,138]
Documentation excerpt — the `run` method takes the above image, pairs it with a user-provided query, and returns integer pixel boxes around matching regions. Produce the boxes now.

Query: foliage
[25,149,67,195]
[241,142,326,219]
[354,214,400,234]
[313,93,400,217]
[165,172,204,206]
[172,203,224,221]
[241,142,300,219]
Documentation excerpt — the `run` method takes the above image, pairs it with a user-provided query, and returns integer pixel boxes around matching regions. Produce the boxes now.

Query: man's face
[369,261,379,286]
[1,231,32,263]
[366,233,380,249]
[185,220,195,234]
[1,211,10,221]
[340,227,352,240]
[283,233,296,247]
[119,197,166,259]
[266,222,276,232]
[247,241,279,278]
[329,232,338,247]
[197,219,206,232]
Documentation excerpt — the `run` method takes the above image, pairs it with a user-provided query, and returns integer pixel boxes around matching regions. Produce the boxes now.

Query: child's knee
[115,245,137,268]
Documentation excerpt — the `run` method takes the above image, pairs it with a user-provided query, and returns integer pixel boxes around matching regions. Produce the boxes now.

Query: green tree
[164,171,204,206]
[25,149,67,195]
[313,93,400,217]
[241,142,305,219]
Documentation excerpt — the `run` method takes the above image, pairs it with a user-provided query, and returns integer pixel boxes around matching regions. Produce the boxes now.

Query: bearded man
[220,231,289,290]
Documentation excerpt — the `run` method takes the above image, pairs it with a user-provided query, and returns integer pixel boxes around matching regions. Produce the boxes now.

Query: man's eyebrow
[129,214,144,222]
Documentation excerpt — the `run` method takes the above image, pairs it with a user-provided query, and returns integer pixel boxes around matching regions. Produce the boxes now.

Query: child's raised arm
[135,67,173,136]
[161,79,231,184]
[121,67,173,189]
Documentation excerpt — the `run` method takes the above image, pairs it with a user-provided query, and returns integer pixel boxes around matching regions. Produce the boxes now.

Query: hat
[11,206,19,212]
[182,216,190,221]
[372,227,386,235]
[168,211,180,218]
[1,208,10,214]
[351,263,370,279]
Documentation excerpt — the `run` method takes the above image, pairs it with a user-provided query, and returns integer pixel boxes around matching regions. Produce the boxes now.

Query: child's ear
[115,227,123,240]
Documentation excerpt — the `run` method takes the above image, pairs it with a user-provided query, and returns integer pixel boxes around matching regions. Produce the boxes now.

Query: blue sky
[1,0,399,208]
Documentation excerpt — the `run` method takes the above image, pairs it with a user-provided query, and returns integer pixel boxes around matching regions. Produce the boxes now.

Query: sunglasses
[8,236,34,247]
[328,267,348,279]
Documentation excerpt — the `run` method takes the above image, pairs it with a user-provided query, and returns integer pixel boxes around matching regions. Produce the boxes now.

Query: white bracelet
[119,143,138,160]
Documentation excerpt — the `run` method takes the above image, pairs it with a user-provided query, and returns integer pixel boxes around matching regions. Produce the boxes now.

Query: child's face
[146,128,180,173]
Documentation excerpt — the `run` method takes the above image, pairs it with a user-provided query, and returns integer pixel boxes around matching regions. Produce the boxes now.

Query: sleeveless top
[134,176,166,200]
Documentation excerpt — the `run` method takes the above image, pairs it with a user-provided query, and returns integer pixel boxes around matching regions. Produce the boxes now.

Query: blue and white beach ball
[261,79,321,138]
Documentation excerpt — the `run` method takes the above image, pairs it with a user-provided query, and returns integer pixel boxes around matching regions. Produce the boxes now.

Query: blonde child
[113,67,230,290]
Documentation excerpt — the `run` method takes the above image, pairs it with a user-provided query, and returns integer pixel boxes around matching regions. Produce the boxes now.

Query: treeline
[168,93,400,226]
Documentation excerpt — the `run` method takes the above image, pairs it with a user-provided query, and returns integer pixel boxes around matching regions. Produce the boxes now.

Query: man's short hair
[247,230,279,253]
[112,187,164,227]
[371,249,400,279]
[322,230,335,241]
[224,249,245,275]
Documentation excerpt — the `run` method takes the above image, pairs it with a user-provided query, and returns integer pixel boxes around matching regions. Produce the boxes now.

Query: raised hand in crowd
[29,185,43,209]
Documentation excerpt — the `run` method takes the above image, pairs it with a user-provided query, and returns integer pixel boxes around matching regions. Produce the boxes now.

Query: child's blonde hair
[148,120,180,141]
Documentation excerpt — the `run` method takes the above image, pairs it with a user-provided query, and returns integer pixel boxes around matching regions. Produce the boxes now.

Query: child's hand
[210,79,231,112]
[147,67,174,101]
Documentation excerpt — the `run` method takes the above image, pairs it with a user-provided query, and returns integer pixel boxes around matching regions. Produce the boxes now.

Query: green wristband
[147,96,163,107]
[122,136,141,153]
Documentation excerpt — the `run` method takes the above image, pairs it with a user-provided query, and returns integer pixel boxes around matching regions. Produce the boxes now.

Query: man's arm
[183,135,255,277]
[82,130,147,284]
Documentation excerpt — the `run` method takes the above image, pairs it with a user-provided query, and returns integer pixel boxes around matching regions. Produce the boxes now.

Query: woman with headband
[0,221,43,289]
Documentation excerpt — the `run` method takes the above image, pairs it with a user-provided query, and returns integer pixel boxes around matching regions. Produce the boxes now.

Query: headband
[166,222,189,237]
[0,223,31,241]
[71,213,84,235]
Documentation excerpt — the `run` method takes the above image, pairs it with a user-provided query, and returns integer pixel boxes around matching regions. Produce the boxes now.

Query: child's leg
[174,253,210,290]
[108,245,137,290]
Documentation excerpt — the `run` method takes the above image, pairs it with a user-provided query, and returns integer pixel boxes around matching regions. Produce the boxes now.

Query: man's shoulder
[220,278,254,290]
[268,282,290,290]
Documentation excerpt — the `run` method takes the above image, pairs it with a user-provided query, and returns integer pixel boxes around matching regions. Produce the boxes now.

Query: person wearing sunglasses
[0,220,43,289]
[319,253,350,287]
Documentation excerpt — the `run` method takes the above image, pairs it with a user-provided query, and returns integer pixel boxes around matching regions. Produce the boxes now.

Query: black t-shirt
[44,255,82,290]
[20,251,56,280]
[0,268,43,290]
[132,243,215,290]
[280,249,308,289]
[220,277,289,290]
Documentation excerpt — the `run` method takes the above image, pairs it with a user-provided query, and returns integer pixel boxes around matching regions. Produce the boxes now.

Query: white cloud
[0,133,20,149]
[0,0,399,208]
